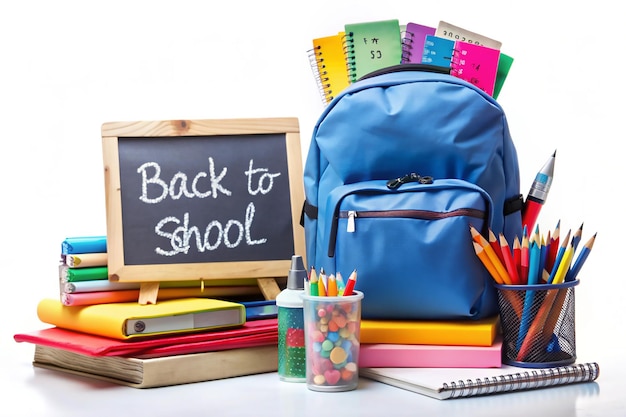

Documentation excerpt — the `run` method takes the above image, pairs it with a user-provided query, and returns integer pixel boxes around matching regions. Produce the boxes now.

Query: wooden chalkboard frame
[102,118,305,301]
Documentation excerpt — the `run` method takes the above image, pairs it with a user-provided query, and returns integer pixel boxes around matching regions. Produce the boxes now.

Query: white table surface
[3,321,624,417]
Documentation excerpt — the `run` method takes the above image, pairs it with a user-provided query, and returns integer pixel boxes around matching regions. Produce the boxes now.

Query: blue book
[422,35,454,68]
[242,300,277,321]
[61,236,107,255]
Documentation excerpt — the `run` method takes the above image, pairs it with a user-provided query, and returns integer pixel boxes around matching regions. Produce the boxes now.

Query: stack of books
[358,315,503,369]
[58,236,266,307]
[14,235,280,388]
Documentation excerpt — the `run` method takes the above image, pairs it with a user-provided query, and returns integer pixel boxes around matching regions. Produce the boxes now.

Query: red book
[14,318,277,358]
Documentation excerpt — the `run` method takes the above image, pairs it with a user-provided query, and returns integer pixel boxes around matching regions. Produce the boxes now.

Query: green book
[493,53,514,100]
[59,265,108,283]
[344,19,403,82]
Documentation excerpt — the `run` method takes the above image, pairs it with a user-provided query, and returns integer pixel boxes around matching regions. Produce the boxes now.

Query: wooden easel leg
[138,282,160,305]
[257,278,281,300]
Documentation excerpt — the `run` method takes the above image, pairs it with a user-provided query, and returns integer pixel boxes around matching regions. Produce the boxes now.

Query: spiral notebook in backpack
[302,64,523,320]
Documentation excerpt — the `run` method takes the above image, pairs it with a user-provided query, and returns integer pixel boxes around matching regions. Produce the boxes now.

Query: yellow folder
[360,315,500,346]
[37,297,245,340]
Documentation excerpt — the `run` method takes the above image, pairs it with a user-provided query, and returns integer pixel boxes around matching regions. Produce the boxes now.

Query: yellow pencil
[327,274,338,296]
[318,270,327,296]
[473,242,523,318]
[470,226,512,285]
[472,241,504,284]
[552,244,575,284]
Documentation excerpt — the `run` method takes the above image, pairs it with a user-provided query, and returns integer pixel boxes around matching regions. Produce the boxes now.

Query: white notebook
[360,362,599,400]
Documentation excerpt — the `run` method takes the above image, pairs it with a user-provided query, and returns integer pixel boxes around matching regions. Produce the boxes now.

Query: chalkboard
[102,118,305,287]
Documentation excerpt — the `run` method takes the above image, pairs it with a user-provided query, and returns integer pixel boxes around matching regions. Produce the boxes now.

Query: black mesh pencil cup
[494,279,579,368]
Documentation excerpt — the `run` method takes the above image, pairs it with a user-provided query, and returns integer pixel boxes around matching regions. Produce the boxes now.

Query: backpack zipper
[342,208,486,233]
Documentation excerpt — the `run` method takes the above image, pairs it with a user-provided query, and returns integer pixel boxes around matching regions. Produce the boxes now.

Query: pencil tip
[552,149,557,157]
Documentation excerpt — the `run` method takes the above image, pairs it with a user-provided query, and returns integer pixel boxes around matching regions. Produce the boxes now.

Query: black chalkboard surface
[102,118,305,288]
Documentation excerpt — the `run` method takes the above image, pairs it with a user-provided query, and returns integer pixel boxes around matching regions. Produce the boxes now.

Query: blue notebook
[422,35,455,68]
[61,236,107,255]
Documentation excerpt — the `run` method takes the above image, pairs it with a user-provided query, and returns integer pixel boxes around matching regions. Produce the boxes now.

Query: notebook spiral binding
[343,31,357,83]
[401,29,414,63]
[307,46,328,105]
[441,362,600,399]
[449,47,463,78]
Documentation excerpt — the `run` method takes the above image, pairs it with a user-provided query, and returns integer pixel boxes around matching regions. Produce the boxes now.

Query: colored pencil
[499,233,520,285]
[517,271,558,361]
[470,226,512,285]
[520,230,530,284]
[317,269,327,296]
[539,235,548,283]
[472,242,504,285]
[472,242,522,318]
[527,240,541,286]
[335,271,346,293]
[571,222,584,252]
[565,233,596,282]
[327,274,338,296]
[513,236,522,279]
[343,269,357,296]
[547,229,570,284]
[517,239,543,350]
[469,224,483,244]
[547,220,561,271]
[309,267,319,296]
[488,229,506,265]
[552,244,575,285]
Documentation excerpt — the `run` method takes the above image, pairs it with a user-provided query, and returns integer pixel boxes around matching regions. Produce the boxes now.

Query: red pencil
[342,269,357,296]
[520,231,530,285]
[488,229,506,266]
[547,220,560,271]
[499,233,520,285]
[513,236,522,279]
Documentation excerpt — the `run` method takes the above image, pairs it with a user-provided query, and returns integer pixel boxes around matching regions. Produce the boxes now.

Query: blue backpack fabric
[302,64,523,320]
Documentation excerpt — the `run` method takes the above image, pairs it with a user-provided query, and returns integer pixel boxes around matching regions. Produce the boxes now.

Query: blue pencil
[565,233,596,282]
[516,241,541,350]
[570,222,584,252]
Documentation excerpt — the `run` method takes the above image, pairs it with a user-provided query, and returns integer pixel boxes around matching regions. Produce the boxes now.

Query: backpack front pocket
[322,177,499,320]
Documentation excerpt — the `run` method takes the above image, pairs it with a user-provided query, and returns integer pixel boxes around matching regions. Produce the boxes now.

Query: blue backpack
[302,64,523,320]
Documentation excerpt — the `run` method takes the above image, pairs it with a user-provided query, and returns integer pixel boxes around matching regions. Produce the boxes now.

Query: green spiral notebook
[344,19,402,82]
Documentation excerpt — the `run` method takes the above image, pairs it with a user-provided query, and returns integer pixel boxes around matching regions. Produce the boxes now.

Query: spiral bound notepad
[451,41,501,97]
[361,362,600,400]
[344,19,402,82]
[401,22,435,64]
[309,33,351,105]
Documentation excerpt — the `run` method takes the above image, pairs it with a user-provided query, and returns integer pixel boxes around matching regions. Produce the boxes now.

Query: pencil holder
[495,280,579,368]
[300,291,363,392]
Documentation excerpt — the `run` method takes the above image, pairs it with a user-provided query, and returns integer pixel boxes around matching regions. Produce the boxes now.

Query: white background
[1,0,623,413]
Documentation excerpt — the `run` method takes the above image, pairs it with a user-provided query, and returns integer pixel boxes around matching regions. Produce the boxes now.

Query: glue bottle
[276,255,307,382]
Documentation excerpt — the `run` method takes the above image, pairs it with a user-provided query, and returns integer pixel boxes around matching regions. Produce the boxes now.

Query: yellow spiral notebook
[310,33,350,104]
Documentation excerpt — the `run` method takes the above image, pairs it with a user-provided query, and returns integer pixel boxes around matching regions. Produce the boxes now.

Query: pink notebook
[359,336,502,368]
[450,41,501,96]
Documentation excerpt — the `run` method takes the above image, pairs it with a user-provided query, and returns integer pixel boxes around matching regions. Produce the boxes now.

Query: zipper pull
[347,210,357,233]
[387,172,433,189]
